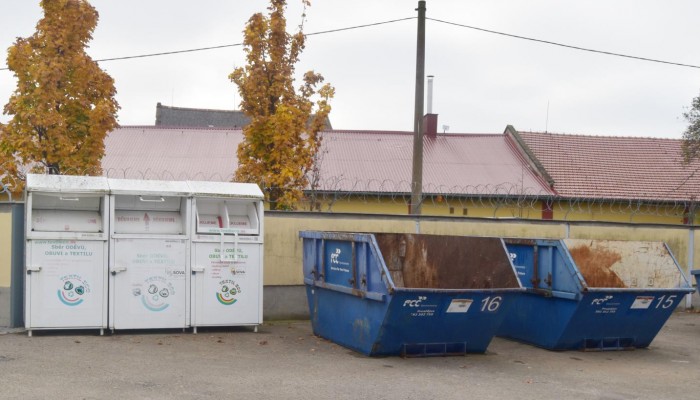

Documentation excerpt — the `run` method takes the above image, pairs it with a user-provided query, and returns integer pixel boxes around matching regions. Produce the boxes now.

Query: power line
[0,17,416,70]
[2,15,699,71]
[305,17,415,37]
[94,43,244,63]
[94,17,417,64]
[428,17,700,70]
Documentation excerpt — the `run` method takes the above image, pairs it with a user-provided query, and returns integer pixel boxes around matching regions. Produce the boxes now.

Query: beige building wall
[318,196,544,220]
[554,201,689,225]
[308,197,698,226]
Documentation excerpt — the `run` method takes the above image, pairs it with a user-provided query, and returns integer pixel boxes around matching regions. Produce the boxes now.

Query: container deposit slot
[30,193,104,233]
[195,199,259,235]
[113,195,186,234]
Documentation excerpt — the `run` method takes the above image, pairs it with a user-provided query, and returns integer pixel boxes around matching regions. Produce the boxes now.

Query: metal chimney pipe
[427,75,434,114]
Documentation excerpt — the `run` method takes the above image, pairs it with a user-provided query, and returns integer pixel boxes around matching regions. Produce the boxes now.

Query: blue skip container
[498,239,695,351]
[300,231,524,356]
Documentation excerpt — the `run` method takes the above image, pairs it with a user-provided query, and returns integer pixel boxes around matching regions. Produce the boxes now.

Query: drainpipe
[688,228,694,309]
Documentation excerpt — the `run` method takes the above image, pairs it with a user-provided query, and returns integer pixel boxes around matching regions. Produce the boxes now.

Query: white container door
[192,242,261,326]
[111,238,187,329]
[27,239,106,328]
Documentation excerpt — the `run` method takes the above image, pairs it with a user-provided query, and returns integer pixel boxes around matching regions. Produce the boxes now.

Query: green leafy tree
[230,0,334,210]
[682,92,700,163]
[0,0,119,193]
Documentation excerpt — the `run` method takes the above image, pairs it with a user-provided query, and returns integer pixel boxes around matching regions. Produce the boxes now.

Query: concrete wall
[264,212,698,285]
[262,212,699,318]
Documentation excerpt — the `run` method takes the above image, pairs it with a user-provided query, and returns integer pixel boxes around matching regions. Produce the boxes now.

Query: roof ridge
[157,103,245,114]
[327,130,502,137]
[326,129,412,135]
[115,125,243,131]
[521,130,683,142]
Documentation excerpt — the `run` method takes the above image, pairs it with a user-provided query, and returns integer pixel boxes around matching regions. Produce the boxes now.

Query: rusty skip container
[300,231,523,357]
[498,239,695,351]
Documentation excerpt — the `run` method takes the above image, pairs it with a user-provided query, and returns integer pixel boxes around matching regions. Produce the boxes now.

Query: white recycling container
[188,181,264,333]
[24,174,110,336]
[107,178,191,330]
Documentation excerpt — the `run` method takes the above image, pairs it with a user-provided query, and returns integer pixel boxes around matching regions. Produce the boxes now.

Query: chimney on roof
[155,102,163,125]
[423,113,438,139]
[427,75,434,114]
[424,75,438,138]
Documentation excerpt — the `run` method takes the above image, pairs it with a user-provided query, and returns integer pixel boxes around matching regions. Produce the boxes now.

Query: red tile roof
[517,131,700,201]
[103,127,555,197]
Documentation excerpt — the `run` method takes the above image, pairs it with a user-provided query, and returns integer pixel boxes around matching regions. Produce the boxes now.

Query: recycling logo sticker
[57,274,90,306]
[216,280,241,305]
[136,276,175,312]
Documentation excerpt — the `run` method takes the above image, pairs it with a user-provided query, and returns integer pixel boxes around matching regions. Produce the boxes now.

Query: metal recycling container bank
[108,179,191,330]
[189,181,264,333]
[24,174,110,336]
[301,231,523,357]
[498,239,695,351]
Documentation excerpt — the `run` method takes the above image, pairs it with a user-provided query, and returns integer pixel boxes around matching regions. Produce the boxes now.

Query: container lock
[26,266,42,275]
[111,266,127,275]
[228,233,240,274]
[219,232,225,261]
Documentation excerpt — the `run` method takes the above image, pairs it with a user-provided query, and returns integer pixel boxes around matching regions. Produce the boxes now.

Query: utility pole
[410,0,426,215]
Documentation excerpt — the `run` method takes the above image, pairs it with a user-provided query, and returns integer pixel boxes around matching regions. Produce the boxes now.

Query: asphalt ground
[1,312,699,400]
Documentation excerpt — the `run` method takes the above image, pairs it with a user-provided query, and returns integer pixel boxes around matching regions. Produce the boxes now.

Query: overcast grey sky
[1,1,699,138]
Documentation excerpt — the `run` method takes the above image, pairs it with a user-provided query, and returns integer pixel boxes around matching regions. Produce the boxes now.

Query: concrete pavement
[1,312,699,399]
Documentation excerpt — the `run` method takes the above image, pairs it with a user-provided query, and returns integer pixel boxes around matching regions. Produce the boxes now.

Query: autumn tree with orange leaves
[230,0,333,210]
[0,0,119,193]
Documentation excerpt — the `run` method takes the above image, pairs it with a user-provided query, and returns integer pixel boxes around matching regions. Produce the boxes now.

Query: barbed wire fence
[1,166,696,222]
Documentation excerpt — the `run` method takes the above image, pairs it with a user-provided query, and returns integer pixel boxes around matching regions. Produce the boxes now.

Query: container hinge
[531,288,553,298]
[545,273,553,287]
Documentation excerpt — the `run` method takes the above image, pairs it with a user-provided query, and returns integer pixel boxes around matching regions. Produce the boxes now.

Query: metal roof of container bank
[26,174,110,193]
[103,126,555,197]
